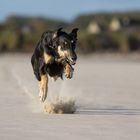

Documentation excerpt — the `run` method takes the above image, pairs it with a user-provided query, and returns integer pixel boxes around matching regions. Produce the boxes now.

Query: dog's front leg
[38,74,48,102]
[64,63,74,79]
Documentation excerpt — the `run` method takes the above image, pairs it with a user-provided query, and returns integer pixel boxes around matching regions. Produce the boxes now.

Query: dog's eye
[64,42,68,45]
[71,40,74,43]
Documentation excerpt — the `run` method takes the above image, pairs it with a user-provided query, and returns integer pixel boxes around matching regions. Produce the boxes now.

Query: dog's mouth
[66,58,76,65]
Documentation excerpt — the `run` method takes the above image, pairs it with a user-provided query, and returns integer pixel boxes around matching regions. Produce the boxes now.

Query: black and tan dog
[31,28,78,102]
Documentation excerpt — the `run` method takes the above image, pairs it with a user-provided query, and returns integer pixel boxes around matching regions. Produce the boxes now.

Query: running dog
[31,28,78,102]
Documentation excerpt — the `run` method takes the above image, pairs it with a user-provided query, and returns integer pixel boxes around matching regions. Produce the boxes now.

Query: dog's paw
[64,65,74,79]
[65,70,73,79]
[39,90,47,102]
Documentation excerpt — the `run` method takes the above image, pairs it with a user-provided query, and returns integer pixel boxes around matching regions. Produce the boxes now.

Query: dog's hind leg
[64,63,74,79]
[38,74,48,102]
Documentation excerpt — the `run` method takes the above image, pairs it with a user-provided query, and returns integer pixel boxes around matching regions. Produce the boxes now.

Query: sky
[0,0,140,22]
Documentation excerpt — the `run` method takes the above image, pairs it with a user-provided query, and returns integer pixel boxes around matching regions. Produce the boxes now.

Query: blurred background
[0,0,140,54]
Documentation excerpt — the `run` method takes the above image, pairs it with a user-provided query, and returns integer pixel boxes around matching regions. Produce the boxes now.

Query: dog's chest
[43,53,54,64]
[46,62,64,77]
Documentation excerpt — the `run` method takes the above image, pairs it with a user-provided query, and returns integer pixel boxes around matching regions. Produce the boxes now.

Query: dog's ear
[53,27,63,39]
[41,31,47,40]
[70,28,79,39]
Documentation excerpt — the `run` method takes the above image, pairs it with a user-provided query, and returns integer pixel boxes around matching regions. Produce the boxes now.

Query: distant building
[109,18,121,31]
[87,21,100,34]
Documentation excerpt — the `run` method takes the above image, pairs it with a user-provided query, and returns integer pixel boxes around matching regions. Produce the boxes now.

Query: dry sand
[0,53,140,140]
[44,96,76,114]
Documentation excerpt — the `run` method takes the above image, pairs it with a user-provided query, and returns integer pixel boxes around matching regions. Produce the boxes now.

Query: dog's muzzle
[67,57,77,65]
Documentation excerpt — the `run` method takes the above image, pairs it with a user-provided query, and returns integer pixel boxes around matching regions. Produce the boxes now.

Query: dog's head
[53,28,78,65]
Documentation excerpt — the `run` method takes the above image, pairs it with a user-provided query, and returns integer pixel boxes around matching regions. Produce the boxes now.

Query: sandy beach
[0,53,140,140]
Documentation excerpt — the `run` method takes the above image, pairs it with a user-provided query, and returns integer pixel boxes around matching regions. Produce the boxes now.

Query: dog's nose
[71,57,77,65]
[72,57,77,61]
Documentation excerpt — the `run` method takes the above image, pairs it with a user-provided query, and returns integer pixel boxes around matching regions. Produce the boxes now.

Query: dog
[31,28,78,102]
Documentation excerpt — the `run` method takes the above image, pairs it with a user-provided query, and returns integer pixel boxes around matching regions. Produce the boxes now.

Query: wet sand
[0,53,140,140]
